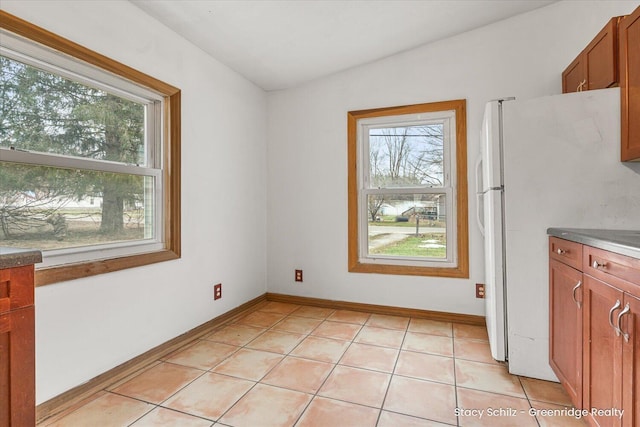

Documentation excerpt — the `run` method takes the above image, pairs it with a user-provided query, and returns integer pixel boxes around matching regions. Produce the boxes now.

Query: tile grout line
[96,349,213,426]
[451,322,461,427]
[289,309,369,426]
[374,318,409,426]
[233,305,356,426]
[516,376,543,427]
[263,307,328,426]
[128,306,290,425]
[208,307,303,424]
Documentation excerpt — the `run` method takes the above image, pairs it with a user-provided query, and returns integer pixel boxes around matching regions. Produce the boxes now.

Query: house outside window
[0,11,181,285]
[348,100,469,278]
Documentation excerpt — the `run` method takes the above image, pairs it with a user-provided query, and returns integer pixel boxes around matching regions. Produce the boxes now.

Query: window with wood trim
[348,100,468,277]
[0,11,181,285]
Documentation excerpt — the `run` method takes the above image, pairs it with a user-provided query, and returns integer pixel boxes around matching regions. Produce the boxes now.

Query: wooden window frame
[0,11,181,286]
[347,99,469,278]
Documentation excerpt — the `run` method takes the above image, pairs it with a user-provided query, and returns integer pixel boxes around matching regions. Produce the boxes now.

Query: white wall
[266,1,639,313]
[1,1,268,403]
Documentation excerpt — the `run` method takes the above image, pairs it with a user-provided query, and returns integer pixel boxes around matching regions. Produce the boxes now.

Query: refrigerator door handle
[477,193,485,237]
[475,156,485,236]
[475,155,483,194]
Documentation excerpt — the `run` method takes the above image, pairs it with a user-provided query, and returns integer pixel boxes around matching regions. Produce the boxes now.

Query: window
[0,11,181,285]
[348,100,468,277]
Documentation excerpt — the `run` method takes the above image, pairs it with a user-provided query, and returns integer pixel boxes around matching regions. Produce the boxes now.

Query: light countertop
[547,228,640,259]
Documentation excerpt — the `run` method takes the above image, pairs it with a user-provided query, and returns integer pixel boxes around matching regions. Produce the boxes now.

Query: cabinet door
[562,55,586,93]
[549,259,583,408]
[621,292,639,427]
[585,17,620,91]
[583,275,623,427]
[0,307,35,427]
[620,6,640,161]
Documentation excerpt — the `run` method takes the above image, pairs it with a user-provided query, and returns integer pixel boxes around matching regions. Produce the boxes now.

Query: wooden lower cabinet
[549,258,583,408]
[583,275,624,427]
[622,292,639,427]
[0,307,35,427]
[549,237,640,427]
[0,264,36,427]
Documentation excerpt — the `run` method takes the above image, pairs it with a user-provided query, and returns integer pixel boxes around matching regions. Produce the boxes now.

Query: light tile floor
[39,301,587,426]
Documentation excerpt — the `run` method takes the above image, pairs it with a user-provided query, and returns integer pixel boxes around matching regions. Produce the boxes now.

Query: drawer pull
[616,303,631,342]
[571,280,582,308]
[592,260,607,269]
[556,248,567,255]
[609,299,622,336]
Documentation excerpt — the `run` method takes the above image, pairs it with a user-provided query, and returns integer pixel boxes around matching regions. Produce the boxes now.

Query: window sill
[35,249,180,286]
[348,260,469,278]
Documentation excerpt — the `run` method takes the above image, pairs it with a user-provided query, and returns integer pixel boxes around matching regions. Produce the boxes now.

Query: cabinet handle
[577,79,587,92]
[592,260,607,269]
[609,299,622,336]
[616,303,631,342]
[571,280,582,308]
[556,248,567,255]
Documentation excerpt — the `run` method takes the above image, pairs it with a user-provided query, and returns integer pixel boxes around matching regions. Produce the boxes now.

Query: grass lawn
[1,209,145,250]
[369,218,445,228]
[370,233,446,258]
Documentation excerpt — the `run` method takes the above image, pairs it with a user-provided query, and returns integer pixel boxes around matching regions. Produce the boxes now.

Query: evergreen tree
[0,55,145,238]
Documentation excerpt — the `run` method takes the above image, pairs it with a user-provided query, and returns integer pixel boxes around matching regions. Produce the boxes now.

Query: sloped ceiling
[131,0,557,91]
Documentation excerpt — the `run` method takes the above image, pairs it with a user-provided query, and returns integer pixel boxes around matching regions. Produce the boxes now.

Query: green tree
[366,125,444,222]
[0,55,144,238]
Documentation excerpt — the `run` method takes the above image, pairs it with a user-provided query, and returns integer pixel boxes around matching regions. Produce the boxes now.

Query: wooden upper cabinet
[620,5,640,162]
[586,17,621,90]
[562,55,586,94]
[562,17,623,93]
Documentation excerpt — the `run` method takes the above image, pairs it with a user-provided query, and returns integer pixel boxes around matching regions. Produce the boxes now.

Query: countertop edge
[547,228,640,260]
[0,248,43,270]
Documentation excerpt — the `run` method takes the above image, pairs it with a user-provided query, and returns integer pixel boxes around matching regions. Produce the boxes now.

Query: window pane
[367,193,446,259]
[0,162,154,251]
[0,55,147,165]
[369,124,444,188]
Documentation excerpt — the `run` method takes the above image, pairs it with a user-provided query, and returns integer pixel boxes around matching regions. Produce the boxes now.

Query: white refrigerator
[477,88,640,381]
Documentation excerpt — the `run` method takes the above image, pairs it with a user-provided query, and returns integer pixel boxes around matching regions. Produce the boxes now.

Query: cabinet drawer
[550,237,583,270]
[0,266,35,314]
[584,246,640,292]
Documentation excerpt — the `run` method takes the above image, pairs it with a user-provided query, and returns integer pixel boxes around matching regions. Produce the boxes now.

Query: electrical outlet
[476,283,485,299]
[295,269,303,282]
[214,283,222,300]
